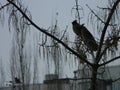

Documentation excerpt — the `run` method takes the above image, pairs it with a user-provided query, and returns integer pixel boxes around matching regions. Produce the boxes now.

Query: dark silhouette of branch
[97,6,111,10]
[99,56,120,67]
[7,0,93,66]
[75,0,81,23]
[113,76,120,82]
[0,2,10,11]
[86,4,105,24]
[39,25,67,47]
[96,0,120,64]
[86,4,117,26]
[97,36,120,62]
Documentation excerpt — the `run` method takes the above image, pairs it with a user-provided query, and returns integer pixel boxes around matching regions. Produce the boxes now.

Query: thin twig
[0,2,10,11]
[97,6,111,10]
[99,56,120,67]
[86,4,116,26]
[75,0,80,23]
[113,76,120,82]
[86,4,105,24]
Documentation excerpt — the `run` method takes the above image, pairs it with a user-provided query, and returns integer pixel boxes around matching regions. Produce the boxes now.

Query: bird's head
[72,20,84,26]
[72,20,77,25]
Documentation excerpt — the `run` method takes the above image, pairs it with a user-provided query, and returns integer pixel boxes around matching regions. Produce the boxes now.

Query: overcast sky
[0,0,107,60]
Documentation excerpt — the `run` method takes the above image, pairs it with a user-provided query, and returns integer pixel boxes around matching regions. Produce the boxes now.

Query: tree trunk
[91,66,98,90]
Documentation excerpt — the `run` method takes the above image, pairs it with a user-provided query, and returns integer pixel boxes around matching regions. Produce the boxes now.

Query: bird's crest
[72,20,84,26]
[72,20,77,24]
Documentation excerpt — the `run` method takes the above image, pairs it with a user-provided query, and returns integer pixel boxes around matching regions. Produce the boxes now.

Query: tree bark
[91,66,98,90]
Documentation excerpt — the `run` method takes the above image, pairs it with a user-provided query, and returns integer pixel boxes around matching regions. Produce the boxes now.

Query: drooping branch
[96,0,120,63]
[7,0,93,66]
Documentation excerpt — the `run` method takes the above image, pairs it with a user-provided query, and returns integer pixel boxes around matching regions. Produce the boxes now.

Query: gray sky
[0,0,107,60]
[25,0,107,28]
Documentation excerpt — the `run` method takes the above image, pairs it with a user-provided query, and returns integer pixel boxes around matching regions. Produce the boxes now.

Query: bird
[14,77,21,84]
[72,20,98,51]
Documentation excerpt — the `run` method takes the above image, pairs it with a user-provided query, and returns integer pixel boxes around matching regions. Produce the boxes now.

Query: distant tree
[0,0,120,90]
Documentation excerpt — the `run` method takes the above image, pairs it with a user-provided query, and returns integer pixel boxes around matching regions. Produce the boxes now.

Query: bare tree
[72,0,120,90]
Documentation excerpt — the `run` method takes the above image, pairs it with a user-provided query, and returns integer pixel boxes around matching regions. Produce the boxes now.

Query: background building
[0,65,120,90]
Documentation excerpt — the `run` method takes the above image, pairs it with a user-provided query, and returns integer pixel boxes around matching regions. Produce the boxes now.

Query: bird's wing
[81,26,96,42]
[81,26,98,51]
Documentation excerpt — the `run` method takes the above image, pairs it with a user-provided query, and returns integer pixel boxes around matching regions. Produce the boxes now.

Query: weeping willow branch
[39,28,67,47]
[7,0,93,66]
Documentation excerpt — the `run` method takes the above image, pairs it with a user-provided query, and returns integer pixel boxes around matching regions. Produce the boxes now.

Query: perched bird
[15,77,21,84]
[72,20,98,51]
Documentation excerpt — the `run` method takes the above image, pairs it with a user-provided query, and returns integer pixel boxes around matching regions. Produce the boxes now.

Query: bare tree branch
[96,0,120,64]
[7,0,93,66]
[97,6,111,10]
[87,4,117,26]
[0,2,10,11]
[113,76,120,82]
[97,36,120,62]
[75,0,81,23]
[86,4,105,24]
[99,55,120,67]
